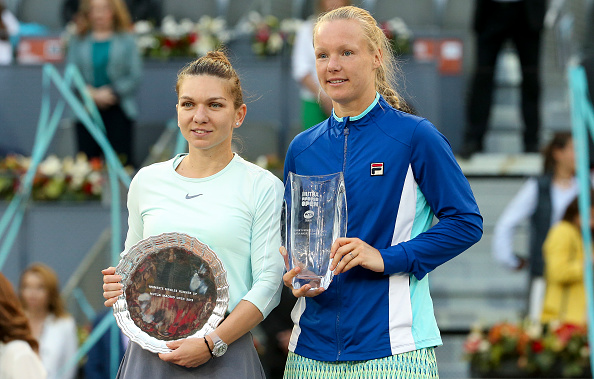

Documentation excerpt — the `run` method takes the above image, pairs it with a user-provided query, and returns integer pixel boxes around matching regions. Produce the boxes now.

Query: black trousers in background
[76,103,134,166]
[465,1,542,151]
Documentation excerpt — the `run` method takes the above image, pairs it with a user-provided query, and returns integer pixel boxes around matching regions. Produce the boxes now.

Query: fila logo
[371,163,384,176]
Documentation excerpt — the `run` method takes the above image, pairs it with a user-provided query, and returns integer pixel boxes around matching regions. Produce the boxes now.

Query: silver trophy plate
[113,232,229,353]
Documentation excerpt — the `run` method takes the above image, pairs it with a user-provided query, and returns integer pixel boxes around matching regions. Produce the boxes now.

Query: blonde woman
[281,6,483,378]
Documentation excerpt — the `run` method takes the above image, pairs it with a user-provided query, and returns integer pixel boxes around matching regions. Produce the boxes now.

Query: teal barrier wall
[568,65,594,377]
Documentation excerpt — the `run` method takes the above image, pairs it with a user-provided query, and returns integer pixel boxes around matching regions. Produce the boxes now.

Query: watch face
[213,342,228,357]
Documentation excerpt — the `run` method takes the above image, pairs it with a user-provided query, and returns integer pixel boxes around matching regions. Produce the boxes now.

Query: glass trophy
[113,232,229,353]
[281,172,347,290]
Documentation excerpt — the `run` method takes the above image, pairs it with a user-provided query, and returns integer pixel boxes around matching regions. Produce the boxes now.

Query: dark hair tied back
[176,50,244,109]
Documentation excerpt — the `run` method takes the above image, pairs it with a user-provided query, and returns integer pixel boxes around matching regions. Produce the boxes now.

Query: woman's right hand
[279,247,325,298]
[102,267,123,307]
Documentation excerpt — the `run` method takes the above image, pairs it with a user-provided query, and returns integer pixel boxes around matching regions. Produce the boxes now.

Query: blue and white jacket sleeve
[380,120,483,280]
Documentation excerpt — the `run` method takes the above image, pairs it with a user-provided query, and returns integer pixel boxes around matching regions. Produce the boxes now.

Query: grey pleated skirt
[116,332,266,379]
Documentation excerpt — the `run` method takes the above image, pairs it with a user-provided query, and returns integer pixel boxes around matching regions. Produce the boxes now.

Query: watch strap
[203,336,213,357]
[210,331,223,345]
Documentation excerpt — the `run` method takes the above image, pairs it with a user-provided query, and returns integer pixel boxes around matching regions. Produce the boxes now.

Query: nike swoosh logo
[185,194,203,199]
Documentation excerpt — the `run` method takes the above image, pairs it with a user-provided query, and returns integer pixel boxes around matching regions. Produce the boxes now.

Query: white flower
[526,322,543,339]
[161,16,181,38]
[39,155,62,177]
[179,18,195,35]
[267,32,284,54]
[247,11,262,25]
[192,36,216,57]
[217,30,232,43]
[137,35,158,51]
[87,171,103,195]
[478,340,491,353]
[68,154,92,189]
[388,17,411,39]
[280,18,302,34]
[210,17,226,34]
[134,20,154,34]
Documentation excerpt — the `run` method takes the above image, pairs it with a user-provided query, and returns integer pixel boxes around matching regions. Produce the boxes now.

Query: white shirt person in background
[492,131,577,323]
[0,272,47,379]
[19,263,78,379]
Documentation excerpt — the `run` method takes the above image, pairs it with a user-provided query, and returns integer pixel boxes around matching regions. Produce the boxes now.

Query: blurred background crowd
[2,0,594,378]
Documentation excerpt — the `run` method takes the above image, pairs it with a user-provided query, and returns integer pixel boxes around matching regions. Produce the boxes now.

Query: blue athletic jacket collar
[330,92,381,130]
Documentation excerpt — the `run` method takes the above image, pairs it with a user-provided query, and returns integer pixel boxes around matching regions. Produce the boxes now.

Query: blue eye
[344,51,352,56]
[211,103,222,108]
[182,101,193,108]
[318,53,327,59]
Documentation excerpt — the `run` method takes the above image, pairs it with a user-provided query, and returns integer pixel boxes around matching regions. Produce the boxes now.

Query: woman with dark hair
[541,192,594,325]
[101,50,284,378]
[0,272,46,378]
[493,131,577,322]
[19,263,78,379]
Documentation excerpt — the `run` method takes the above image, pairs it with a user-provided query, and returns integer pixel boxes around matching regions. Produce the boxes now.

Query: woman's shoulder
[1,340,33,354]
[133,158,177,180]
[233,155,283,187]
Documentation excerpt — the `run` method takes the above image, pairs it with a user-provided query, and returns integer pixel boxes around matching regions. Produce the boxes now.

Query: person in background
[281,6,482,378]
[66,0,142,167]
[0,272,47,379]
[541,193,593,325]
[19,263,78,379]
[460,0,547,158]
[62,0,163,26]
[493,131,577,323]
[0,0,19,65]
[291,0,351,131]
[101,50,284,378]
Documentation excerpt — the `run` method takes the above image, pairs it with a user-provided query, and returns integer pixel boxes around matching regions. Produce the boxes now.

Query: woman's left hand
[158,338,211,367]
[330,238,384,275]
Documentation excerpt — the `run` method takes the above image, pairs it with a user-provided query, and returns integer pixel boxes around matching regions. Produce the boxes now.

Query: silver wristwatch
[209,332,228,357]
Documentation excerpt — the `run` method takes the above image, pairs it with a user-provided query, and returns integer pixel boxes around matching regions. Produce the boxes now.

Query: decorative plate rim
[113,232,229,353]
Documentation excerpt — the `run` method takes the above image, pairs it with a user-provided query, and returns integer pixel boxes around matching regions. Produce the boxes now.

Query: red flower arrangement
[0,154,105,201]
[465,320,591,378]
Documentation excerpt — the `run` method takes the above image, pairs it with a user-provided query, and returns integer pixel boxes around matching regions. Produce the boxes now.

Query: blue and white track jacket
[283,94,483,362]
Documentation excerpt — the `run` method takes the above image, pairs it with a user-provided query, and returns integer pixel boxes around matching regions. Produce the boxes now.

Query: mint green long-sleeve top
[121,154,285,318]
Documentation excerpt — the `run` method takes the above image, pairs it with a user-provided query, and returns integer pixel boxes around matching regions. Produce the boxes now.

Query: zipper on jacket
[342,124,349,173]
[336,122,349,360]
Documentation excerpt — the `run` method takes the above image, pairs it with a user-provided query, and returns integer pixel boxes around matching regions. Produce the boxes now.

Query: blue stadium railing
[0,62,132,378]
[569,64,594,378]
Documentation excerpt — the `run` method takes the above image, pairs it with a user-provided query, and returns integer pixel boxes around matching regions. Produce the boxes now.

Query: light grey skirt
[116,332,265,379]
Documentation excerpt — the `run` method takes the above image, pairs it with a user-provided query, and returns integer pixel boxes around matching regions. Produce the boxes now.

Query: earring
[236,122,239,126]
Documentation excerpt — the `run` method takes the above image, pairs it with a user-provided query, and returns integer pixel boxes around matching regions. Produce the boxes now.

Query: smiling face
[176,75,246,157]
[314,19,380,116]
